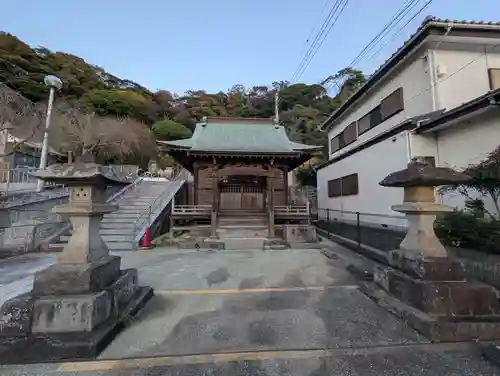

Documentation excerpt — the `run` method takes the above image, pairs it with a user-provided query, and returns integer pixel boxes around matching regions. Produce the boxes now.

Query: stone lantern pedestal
[0,161,153,364]
[362,157,500,342]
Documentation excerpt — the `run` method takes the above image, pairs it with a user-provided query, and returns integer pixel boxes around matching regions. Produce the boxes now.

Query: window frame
[327,173,359,198]
[327,178,342,198]
[342,121,358,146]
[330,135,341,154]
[341,173,359,196]
[380,87,404,120]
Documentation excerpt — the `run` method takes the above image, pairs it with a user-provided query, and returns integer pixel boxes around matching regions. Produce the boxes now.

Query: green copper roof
[159,120,322,154]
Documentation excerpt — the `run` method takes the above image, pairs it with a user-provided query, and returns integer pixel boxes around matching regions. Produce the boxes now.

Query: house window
[327,173,359,197]
[369,105,382,128]
[381,87,404,120]
[330,135,340,153]
[342,122,357,146]
[489,69,500,90]
[357,113,371,135]
[328,178,342,197]
[341,173,359,196]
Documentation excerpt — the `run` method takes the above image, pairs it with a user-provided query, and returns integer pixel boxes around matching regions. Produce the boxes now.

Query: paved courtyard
[0,243,499,375]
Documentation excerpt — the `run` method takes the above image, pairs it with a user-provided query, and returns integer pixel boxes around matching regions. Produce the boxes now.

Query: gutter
[319,20,500,132]
[416,89,500,133]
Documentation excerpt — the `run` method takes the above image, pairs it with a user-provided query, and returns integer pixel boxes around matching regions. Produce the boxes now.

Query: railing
[0,168,39,195]
[172,205,212,216]
[132,168,191,245]
[314,208,408,252]
[107,177,144,203]
[133,180,184,244]
[106,164,139,177]
[274,205,310,216]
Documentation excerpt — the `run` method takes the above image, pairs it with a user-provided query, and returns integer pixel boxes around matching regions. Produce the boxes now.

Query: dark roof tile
[320,16,500,131]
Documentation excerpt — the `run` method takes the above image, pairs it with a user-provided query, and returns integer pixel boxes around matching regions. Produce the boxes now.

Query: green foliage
[152,119,192,140]
[435,210,500,254]
[439,146,500,217]
[1,31,368,162]
[295,165,317,187]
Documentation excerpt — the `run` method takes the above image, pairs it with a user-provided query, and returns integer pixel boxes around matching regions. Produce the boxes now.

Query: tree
[0,84,41,156]
[48,102,155,162]
[152,119,192,141]
[1,31,369,165]
[439,146,500,218]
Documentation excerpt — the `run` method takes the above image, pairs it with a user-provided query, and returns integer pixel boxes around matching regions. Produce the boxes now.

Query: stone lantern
[0,158,153,364]
[365,156,500,342]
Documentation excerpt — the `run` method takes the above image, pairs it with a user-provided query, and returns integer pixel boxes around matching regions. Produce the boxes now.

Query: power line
[297,0,333,58]
[327,39,500,137]
[325,0,433,92]
[347,0,422,69]
[290,0,349,84]
[362,0,435,65]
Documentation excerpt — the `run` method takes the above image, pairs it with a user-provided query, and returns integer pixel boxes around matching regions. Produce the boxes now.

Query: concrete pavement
[0,244,499,375]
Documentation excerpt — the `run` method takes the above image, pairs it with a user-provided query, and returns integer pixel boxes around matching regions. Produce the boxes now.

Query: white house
[316,17,500,224]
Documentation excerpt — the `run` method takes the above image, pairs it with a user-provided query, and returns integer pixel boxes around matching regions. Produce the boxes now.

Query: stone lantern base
[0,255,153,364]
[361,253,500,342]
[364,156,500,342]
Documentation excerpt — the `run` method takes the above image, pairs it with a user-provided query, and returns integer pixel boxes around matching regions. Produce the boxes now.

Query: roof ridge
[320,15,500,131]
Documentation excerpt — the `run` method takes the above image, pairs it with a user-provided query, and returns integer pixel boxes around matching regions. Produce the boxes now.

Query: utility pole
[274,89,279,124]
[37,75,62,192]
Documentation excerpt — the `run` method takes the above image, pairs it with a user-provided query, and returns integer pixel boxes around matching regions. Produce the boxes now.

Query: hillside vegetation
[0,32,366,165]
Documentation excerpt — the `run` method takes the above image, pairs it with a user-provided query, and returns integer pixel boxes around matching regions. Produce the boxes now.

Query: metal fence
[313,208,408,252]
[0,182,133,257]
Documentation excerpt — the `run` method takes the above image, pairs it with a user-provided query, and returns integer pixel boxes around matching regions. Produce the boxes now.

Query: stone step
[100,229,134,236]
[218,225,267,230]
[217,229,269,238]
[101,235,133,242]
[113,209,144,214]
[118,205,152,209]
[100,222,136,229]
[223,237,266,250]
[102,215,138,221]
[106,241,136,250]
[104,214,139,219]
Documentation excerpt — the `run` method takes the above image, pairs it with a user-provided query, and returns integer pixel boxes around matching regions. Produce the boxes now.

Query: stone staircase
[216,210,269,250]
[50,179,183,251]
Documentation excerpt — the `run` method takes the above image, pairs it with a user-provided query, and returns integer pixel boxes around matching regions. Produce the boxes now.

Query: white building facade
[316,17,500,223]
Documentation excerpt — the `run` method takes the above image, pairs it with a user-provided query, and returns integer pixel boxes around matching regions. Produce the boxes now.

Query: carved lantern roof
[379,156,471,188]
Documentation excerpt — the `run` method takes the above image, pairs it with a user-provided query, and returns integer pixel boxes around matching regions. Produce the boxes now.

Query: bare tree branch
[0,84,41,157]
[48,103,155,162]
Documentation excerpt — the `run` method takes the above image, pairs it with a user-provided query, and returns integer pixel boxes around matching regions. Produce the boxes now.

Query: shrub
[435,210,500,253]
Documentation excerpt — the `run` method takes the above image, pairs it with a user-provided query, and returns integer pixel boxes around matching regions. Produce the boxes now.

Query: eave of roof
[319,16,500,132]
[315,109,445,171]
[157,121,322,155]
[416,88,500,133]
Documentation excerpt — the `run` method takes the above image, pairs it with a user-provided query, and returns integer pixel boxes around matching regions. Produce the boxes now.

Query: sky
[1,0,498,95]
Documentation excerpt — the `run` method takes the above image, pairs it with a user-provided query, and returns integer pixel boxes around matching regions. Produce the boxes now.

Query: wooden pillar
[212,170,220,212]
[210,166,219,238]
[283,165,289,205]
[267,167,275,238]
[193,163,199,205]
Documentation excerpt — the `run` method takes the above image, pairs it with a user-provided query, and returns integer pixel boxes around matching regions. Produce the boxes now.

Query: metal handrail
[132,169,189,244]
[132,181,182,243]
[107,176,143,203]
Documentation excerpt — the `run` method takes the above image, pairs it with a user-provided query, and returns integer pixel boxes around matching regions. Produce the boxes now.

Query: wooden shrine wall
[194,163,287,207]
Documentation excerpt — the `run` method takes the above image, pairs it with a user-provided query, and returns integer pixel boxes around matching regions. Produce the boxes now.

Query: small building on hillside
[158,116,321,238]
[316,17,500,225]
